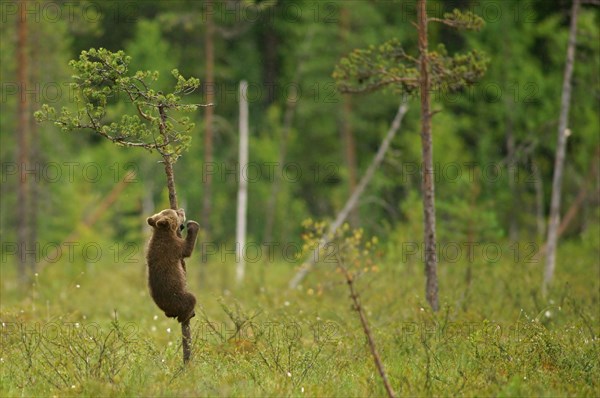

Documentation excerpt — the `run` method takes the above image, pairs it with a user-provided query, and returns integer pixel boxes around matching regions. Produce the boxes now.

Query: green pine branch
[429,9,485,31]
[35,48,201,162]
[333,39,488,96]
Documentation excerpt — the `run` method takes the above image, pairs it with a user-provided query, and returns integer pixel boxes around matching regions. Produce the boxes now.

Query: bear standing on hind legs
[146,208,199,323]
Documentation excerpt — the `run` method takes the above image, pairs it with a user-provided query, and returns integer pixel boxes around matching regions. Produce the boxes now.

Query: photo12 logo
[401,241,539,264]
[1,241,140,265]
[201,161,339,184]
[0,1,138,24]
[1,162,139,184]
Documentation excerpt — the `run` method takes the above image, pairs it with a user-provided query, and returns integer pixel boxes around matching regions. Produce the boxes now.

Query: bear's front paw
[186,220,200,232]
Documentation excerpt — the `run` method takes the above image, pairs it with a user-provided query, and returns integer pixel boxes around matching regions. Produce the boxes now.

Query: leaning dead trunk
[289,101,408,288]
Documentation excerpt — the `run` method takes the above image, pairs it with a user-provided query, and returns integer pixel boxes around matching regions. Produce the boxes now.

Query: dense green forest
[1,0,599,396]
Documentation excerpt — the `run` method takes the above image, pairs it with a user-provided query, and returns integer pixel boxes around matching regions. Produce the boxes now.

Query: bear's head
[147,208,186,232]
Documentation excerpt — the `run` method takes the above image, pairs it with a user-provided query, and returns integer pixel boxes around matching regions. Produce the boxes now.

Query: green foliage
[333,39,420,94]
[3,311,136,389]
[2,0,596,247]
[300,219,380,281]
[436,9,485,31]
[35,48,200,163]
[1,234,598,396]
[333,8,489,95]
[125,19,179,94]
[429,44,489,92]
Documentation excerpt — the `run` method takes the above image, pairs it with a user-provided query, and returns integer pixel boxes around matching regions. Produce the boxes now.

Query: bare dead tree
[236,81,249,284]
[289,101,408,288]
[544,0,581,297]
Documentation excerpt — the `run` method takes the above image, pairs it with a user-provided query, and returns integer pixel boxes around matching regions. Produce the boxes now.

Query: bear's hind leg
[176,292,197,323]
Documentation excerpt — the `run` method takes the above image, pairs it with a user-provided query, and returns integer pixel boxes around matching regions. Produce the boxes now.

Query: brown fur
[146,208,199,323]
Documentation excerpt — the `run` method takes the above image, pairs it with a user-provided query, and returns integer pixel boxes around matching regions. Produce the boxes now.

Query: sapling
[301,220,395,397]
[36,47,206,364]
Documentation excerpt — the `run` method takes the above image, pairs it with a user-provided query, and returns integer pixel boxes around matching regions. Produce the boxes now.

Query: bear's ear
[147,217,156,227]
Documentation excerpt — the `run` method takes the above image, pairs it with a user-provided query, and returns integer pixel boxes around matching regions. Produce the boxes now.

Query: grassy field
[1,227,599,397]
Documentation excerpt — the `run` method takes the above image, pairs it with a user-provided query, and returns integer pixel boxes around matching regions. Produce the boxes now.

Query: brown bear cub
[146,208,199,323]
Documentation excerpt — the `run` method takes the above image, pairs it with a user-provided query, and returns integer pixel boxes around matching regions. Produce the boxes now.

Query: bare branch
[337,258,396,398]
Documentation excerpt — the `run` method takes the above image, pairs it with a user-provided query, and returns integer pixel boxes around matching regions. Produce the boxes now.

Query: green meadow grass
[1,232,598,397]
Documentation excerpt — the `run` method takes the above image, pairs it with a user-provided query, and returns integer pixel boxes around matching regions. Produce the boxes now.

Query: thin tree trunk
[17,0,29,283]
[340,7,359,226]
[556,147,599,238]
[262,24,278,105]
[263,28,314,244]
[236,81,249,284]
[263,94,295,243]
[163,153,191,364]
[534,150,598,261]
[202,0,215,239]
[142,179,155,239]
[163,153,191,365]
[163,159,178,210]
[544,0,580,297]
[532,160,545,240]
[199,6,215,278]
[289,102,408,288]
[158,105,178,210]
[418,0,439,312]
[181,321,192,363]
[162,150,189,362]
[502,6,519,243]
[506,119,519,241]
[158,102,190,362]
[28,17,39,275]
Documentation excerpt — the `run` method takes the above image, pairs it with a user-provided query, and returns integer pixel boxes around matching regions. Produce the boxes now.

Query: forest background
[0,0,599,396]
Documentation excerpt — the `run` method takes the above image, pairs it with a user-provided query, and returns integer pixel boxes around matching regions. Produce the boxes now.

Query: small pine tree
[35,47,201,210]
[333,1,488,311]
[35,47,202,364]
